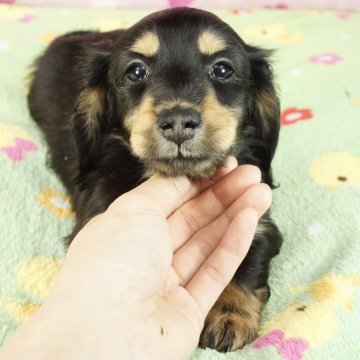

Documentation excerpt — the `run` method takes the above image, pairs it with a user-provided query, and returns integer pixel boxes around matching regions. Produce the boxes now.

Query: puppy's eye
[211,62,234,80]
[126,64,149,81]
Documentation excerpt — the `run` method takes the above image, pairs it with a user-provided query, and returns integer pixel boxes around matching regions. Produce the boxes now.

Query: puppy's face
[109,13,251,178]
[76,8,279,180]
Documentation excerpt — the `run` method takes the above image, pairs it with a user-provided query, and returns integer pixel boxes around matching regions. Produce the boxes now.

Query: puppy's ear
[245,47,280,184]
[71,50,111,185]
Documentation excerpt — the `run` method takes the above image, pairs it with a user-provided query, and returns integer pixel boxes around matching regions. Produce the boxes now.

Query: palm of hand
[48,164,269,360]
[95,165,269,359]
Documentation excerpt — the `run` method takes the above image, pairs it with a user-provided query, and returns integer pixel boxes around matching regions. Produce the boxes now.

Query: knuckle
[204,262,230,288]
[182,210,201,233]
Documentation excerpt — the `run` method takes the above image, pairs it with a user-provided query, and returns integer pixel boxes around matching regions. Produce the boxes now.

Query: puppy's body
[29,30,144,231]
[28,8,282,351]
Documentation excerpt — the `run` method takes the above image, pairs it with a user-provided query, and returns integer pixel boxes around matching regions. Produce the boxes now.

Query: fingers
[173,183,272,286]
[168,165,261,251]
[108,156,238,218]
[212,156,238,182]
[185,208,259,318]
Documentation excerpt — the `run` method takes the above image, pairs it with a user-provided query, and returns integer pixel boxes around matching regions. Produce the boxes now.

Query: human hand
[0,158,272,360]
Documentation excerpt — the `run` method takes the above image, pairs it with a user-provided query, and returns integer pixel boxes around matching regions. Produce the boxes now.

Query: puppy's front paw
[199,283,268,352]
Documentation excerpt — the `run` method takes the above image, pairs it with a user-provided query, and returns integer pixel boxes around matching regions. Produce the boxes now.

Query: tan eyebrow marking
[130,31,160,57]
[198,30,227,55]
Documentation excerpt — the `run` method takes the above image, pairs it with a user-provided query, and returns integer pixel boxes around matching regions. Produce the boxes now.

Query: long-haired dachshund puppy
[28,7,283,352]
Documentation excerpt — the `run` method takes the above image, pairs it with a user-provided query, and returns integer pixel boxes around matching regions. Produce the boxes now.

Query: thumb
[107,156,238,217]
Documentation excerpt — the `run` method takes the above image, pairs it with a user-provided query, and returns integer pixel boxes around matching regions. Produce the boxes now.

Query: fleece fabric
[0,5,360,360]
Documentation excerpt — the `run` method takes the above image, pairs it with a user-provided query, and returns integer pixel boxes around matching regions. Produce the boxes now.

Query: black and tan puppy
[28,7,283,352]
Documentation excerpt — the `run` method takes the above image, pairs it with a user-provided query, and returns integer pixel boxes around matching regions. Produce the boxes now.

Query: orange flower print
[37,188,74,218]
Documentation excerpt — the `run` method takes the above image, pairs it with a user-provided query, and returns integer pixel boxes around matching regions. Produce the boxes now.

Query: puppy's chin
[142,155,228,180]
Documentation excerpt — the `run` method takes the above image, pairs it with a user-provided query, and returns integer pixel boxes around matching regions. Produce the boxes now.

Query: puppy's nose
[158,108,201,145]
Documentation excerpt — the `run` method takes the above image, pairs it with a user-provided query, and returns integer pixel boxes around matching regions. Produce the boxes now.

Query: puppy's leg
[199,214,282,352]
[199,282,268,351]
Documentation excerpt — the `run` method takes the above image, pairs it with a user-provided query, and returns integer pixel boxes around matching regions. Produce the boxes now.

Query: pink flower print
[336,12,350,21]
[252,330,308,360]
[264,3,289,9]
[1,138,38,161]
[309,53,343,65]
[168,0,193,7]
[230,8,253,15]
[17,14,38,23]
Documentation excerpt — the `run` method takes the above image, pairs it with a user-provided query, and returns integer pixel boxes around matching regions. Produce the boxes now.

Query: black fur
[28,8,282,351]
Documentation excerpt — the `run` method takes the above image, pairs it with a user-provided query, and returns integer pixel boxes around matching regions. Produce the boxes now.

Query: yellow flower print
[260,274,360,346]
[41,31,61,44]
[11,67,38,95]
[0,5,37,20]
[0,302,39,323]
[243,24,302,45]
[309,152,360,189]
[92,18,134,32]
[37,188,75,218]
[354,97,360,106]
[0,122,33,148]
[302,9,322,15]
[16,257,63,300]
[0,256,63,323]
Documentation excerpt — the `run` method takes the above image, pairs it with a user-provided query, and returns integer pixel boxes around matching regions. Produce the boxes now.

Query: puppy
[28,8,283,352]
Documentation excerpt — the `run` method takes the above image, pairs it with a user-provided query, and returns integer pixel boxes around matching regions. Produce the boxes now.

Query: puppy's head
[73,8,279,180]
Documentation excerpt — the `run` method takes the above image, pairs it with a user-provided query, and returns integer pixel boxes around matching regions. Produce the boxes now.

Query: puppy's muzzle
[157,108,201,145]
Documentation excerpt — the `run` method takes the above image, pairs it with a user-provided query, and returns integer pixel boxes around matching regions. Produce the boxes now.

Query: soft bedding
[0,5,359,359]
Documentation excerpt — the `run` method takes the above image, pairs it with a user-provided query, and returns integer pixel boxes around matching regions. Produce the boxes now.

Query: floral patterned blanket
[1,0,359,10]
[0,5,360,360]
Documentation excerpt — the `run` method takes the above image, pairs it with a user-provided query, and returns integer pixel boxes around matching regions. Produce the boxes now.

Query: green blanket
[1,5,360,359]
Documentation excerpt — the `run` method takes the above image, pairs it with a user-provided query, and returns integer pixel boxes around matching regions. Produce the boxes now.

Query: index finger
[107,175,198,217]
[108,157,237,218]
[168,165,261,250]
